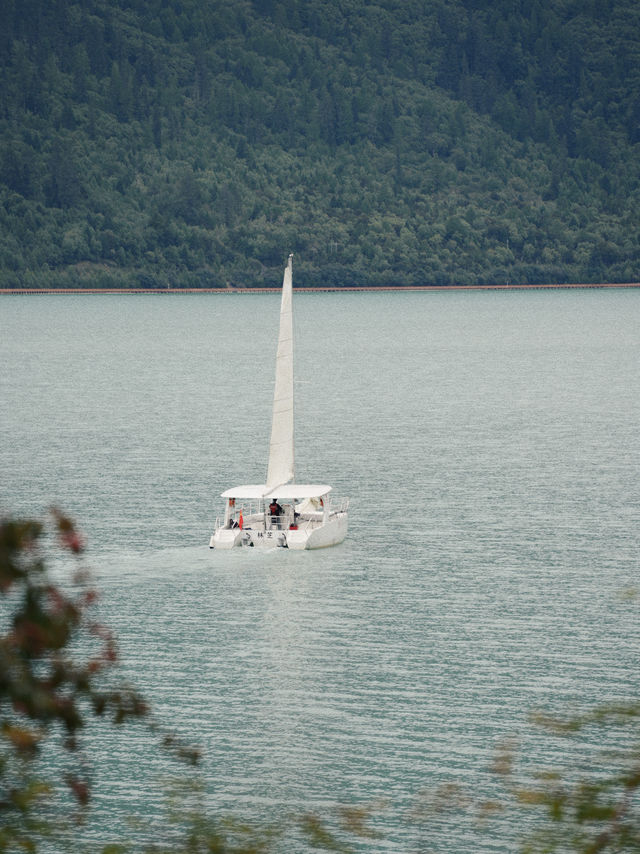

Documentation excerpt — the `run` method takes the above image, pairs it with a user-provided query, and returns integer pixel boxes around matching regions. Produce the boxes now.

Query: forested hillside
[1,0,639,287]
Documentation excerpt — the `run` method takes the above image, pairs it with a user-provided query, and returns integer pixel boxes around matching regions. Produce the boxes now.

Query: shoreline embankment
[2,282,640,295]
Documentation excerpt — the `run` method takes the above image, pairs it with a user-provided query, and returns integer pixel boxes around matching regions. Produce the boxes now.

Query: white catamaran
[209,254,349,550]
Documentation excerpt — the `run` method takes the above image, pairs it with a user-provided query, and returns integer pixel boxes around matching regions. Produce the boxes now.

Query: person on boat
[268,499,283,528]
[269,499,283,516]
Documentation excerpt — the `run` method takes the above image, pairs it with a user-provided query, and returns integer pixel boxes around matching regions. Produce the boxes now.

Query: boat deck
[227,509,325,534]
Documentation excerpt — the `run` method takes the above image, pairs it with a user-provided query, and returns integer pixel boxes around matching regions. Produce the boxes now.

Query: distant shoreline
[1,282,639,295]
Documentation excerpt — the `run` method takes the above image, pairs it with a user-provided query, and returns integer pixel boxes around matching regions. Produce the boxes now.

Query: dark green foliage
[0,0,639,287]
[0,511,147,849]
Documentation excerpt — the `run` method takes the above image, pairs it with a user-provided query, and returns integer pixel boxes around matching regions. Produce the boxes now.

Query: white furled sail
[266,254,294,489]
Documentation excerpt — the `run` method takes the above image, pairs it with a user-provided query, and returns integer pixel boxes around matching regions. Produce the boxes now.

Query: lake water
[1,288,639,851]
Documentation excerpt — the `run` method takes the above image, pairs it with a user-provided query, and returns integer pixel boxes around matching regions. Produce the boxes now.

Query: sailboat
[209,254,349,550]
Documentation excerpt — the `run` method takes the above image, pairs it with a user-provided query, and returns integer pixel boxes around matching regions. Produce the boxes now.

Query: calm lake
[1,288,639,851]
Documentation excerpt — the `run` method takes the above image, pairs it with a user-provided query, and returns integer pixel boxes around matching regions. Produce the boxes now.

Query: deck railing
[329,496,350,514]
[216,495,350,532]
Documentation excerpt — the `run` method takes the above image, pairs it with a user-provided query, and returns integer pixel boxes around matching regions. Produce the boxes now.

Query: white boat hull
[210,512,348,550]
[209,528,243,549]
[287,514,348,549]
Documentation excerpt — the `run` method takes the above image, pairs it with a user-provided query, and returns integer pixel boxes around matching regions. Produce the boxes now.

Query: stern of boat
[286,513,348,549]
[210,528,243,549]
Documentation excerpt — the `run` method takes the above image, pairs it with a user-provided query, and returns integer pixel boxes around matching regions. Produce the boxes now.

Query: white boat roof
[221,484,332,500]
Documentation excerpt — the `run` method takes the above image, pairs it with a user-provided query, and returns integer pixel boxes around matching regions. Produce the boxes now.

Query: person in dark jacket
[268,499,283,528]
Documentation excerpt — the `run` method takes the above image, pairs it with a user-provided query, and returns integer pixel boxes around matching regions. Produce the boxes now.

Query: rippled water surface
[1,289,639,851]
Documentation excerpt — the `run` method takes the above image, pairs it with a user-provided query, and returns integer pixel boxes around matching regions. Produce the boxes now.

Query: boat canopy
[221,484,332,500]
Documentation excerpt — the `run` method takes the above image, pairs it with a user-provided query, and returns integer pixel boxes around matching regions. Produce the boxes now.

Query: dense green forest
[1,0,639,288]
